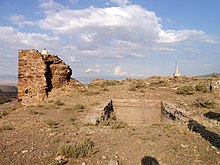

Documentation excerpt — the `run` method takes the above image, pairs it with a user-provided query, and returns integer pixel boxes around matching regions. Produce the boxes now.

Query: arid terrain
[0,76,220,165]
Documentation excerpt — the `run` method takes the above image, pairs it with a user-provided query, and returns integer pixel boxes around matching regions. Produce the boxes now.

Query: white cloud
[69,0,78,4]
[166,18,172,22]
[0,25,60,75]
[85,68,100,73]
[2,0,219,77]
[184,47,200,54]
[158,29,217,44]
[110,0,131,6]
[128,73,145,78]
[114,66,127,76]
[80,32,96,42]
[39,0,65,11]
[9,2,217,61]
[130,53,143,58]
[0,26,59,48]
[203,64,213,67]
[9,15,36,27]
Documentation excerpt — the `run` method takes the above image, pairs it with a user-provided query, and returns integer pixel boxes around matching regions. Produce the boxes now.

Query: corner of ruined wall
[18,49,73,106]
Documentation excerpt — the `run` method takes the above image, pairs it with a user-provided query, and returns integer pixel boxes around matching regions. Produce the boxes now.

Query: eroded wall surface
[18,49,72,106]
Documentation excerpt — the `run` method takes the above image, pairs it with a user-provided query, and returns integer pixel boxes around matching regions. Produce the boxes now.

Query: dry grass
[112,120,128,130]
[0,110,9,118]
[54,99,65,106]
[44,119,59,128]
[0,124,14,132]
[176,85,194,95]
[29,109,45,115]
[59,139,94,158]
[194,97,217,109]
[129,80,146,91]
[195,83,207,92]
[74,104,85,111]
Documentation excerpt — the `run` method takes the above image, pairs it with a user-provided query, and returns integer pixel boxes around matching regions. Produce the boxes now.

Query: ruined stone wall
[18,49,72,106]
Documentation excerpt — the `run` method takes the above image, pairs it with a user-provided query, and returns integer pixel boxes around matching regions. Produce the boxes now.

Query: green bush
[44,119,59,128]
[129,80,146,91]
[195,83,207,92]
[112,120,128,129]
[60,139,94,158]
[149,80,168,87]
[0,124,14,132]
[0,111,9,118]
[177,85,194,95]
[54,100,65,106]
[74,104,85,110]
[194,97,217,109]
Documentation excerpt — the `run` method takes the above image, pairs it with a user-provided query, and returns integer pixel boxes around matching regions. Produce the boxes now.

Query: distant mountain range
[0,73,219,86]
[196,73,220,77]
[0,85,17,92]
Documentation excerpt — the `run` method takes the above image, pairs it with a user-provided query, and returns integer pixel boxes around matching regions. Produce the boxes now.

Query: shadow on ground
[204,111,220,121]
[141,156,159,165]
[188,119,220,149]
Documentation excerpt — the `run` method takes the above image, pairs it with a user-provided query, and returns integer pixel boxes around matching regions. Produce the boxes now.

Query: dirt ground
[0,76,220,165]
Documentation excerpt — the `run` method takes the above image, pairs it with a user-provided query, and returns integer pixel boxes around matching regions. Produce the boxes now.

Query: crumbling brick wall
[18,49,72,106]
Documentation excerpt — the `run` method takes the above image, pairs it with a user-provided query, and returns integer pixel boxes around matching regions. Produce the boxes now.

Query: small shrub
[176,85,194,95]
[129,80,146,91]
[0,111,9,118]
[195,83,207,92]
[84,90,100,96]
[54,100,65,106]
[63,106,74,111]
[91,101,100,106]
[74,104,85,111]
[112,121,128,130]
[150,80,168,87]
[70,117,76,125]
[44,119,59,128]
[126,78,134,82]
[29,110,45,115]
[78,88,88,93]
[60,139,94,158]
[101,120,111,126]
[0,124,14,132]
[101,86,109,91]
[194,97,217,109]
[101,80,118,86]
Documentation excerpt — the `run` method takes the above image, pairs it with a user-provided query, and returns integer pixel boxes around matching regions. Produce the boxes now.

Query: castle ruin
[18,49,72,106]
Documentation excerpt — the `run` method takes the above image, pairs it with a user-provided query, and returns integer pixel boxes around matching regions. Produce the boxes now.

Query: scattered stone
[161,101,189,122]
[108,159,119,165]
[82,162,86,165]
[21,150,28,154]
[102,155,107,160]
[82,100,115,125]
[180,144,188,148]
[55,155,68,164]
[82,112,101,126]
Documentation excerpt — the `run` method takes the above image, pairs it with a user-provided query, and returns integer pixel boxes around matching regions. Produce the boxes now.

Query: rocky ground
[0,76,220,165]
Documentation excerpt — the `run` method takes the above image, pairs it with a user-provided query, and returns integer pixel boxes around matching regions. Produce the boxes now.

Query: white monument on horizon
[173,65,181,77]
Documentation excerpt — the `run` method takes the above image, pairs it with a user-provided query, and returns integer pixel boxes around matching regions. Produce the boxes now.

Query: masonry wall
[18,49,72,106]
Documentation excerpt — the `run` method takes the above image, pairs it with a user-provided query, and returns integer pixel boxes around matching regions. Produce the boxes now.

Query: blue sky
[0,0,219,82]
